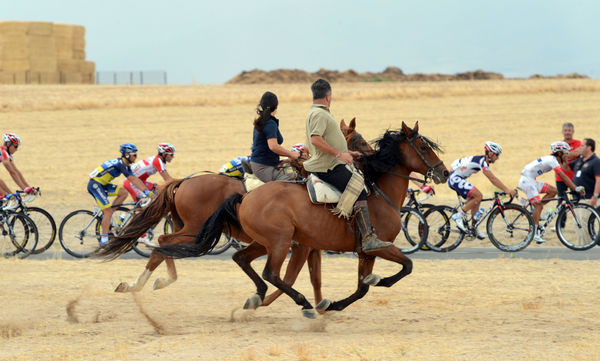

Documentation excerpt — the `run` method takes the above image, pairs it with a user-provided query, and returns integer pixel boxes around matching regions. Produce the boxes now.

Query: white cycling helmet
[290,143,307,154]
[550,141,570,154]
[157,143,175,155]
[3,132,21,147]
[484,141,502,155]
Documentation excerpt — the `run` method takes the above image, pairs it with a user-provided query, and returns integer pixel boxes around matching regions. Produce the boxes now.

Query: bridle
[387,133,443,184]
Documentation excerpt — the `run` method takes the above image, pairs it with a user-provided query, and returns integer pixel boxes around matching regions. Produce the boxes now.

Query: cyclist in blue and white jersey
[448,141,516,238]
[518,141,585,243]
[88,143,153,247]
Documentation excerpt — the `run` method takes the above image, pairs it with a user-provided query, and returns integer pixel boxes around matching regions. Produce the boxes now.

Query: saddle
[306,173,342,204]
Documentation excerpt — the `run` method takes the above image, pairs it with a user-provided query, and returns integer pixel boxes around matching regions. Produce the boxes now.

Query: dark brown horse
[96,119,367,308]
[156,122,449,318]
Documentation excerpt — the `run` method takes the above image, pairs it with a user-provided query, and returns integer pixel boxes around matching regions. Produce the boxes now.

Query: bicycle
[58,198,173,258]
[396,188,447,252]
[11,189,56,255]
[523,192,600,251]
[0,193,39,259]
[424,191,534,252]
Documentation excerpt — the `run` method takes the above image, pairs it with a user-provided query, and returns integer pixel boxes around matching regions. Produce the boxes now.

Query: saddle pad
[243,173,265,192]
[306,173,342,204]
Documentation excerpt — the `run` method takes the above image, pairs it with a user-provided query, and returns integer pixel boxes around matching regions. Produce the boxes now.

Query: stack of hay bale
[0,21,95,84]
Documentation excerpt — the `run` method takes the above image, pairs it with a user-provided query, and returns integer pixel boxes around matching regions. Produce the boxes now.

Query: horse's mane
[359,129,442,184]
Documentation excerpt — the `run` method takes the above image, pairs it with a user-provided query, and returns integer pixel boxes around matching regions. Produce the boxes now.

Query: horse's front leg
[316,254,375,312]
[362,246,413,287]
[115,252,164,292]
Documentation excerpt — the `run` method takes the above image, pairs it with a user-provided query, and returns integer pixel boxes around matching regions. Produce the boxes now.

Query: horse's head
[340,118,373,155]
[399,121,449,184]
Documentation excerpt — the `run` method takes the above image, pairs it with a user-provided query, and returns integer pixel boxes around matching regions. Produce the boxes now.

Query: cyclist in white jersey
[123,143,175,201]
[448,141,516,238]
[518,141,584,243]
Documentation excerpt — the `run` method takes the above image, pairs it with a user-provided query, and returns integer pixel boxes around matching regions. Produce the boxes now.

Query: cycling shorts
[518,176,549,204]
[448,173,475,199]
[87,179,120,210]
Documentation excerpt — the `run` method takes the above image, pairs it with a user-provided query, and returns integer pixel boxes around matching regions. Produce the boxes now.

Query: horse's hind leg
[261,243,312,307]
[262,246,317,319]
[316,255,375,312]
[232,242,268,310]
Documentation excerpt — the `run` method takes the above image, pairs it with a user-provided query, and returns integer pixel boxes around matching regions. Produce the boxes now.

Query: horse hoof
[152,279,162,290]
[243,294,262,310]
[316,299,332,312]
[302,308,317,319]
[363,274,381,286]
[114,283,128,293]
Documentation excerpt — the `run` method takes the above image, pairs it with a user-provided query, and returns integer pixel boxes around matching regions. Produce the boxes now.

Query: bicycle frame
[456,192,515,235]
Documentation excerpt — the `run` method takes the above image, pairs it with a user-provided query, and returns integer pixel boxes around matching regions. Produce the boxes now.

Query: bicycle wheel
[26,207,57,254]
[59,209,102,258]
[486,204,534,252]
[423,205,464,252]
[132,215,174,258]
[207,233,234,255]
[393,207,428,254]
[555,203,600,251]
[3,213,38,259]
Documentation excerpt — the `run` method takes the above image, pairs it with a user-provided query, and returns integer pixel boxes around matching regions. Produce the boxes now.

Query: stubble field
[1,79,600,360]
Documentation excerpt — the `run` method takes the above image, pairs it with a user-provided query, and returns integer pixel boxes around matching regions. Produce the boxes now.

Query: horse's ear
[401,121,411,136]
[349,117,356,130]
[340,119,347,130]
[413,121,419,132]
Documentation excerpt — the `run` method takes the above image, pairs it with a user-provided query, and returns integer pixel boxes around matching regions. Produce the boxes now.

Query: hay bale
[0,59,29,71]
[39,72,60,84]
[0,21,28,35]
[57,59,81,72]
[27,22,53,36]
[63,72,82,84]
[81,61,95,73]
[1,39,29,60]
[0,71,15,84]
[81,72,95,84]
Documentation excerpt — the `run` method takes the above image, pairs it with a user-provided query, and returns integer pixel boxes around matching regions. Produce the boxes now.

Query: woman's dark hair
[253,91,279,132]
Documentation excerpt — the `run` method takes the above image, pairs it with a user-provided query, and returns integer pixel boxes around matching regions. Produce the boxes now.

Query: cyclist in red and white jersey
[0,133,38,199]
[518,141,585,243]
[123,143,175,201]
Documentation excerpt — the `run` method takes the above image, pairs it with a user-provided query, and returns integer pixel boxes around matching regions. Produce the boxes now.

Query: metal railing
[95,70,167,85]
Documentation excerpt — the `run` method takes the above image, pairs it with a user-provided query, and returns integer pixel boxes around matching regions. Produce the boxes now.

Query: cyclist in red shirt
[0,133,38,199]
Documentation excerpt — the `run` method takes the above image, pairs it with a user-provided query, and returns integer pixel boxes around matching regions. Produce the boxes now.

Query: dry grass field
[1,79,600,360]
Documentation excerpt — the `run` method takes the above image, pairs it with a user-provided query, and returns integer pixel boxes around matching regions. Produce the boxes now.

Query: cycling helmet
[290,143,307,154]
[157,142,176,155]
[484,141,502,155]
[119,143,138,155]
[3,133,21,147]
[550,141,570,154]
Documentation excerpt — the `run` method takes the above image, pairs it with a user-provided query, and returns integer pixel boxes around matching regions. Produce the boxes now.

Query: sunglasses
[128,153,137,157]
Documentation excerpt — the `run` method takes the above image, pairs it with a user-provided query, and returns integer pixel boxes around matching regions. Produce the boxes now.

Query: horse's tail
[154,193,243,258]
[95,178,185,260]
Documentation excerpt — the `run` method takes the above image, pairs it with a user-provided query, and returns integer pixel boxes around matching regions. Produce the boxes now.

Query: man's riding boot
[354,201,393,253]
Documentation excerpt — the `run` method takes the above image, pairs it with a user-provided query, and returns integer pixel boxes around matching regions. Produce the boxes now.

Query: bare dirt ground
[1,257,600,361]
[1,80,600,360]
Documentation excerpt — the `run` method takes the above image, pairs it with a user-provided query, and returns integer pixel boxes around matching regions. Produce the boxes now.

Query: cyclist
[0,132,38,199]
[88,144,153,247]
[219,155,251,179]
[123,143,175,201]
[518,141,585,243]
[448,141,516,238]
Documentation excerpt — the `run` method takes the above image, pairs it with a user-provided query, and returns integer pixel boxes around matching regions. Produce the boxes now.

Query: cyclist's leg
[464,187,482,221]
[87,180,113,243]
[123,179,140,201]
[0,178,11,195]
[540,183,557,205]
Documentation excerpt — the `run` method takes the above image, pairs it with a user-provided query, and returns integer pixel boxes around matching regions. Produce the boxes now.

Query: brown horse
[156,122,449,318]
[96,119,368,307]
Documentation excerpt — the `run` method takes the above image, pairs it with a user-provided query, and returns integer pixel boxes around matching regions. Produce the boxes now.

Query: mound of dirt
[227,67,506,84]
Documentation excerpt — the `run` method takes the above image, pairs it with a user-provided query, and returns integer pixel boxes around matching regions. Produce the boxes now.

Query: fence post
[95,71,98,84]
[164,72,167,85]
[140,71,144,85]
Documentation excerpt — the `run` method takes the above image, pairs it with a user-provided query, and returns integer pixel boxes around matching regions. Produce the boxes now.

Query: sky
[4,0,600,84]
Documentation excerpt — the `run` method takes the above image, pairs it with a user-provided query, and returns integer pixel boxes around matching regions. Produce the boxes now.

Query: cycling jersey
[89,158,134,185]
[450,155,489,179]
[521,155,562,179]
[130,155,166,181]
[219,156,250,178]
[0,145,13,162]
